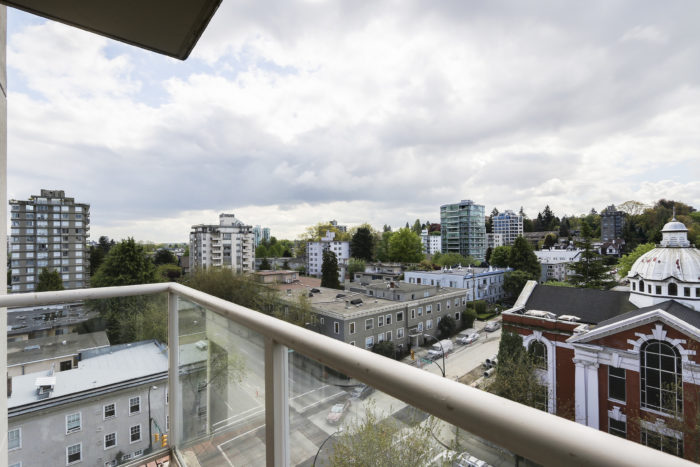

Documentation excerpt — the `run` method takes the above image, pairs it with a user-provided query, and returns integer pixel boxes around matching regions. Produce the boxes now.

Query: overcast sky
[6,1,700,242]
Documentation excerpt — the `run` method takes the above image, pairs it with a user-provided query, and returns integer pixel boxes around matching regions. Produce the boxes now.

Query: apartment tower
[190,213,255,273]
[440,200,486,262]
[493,209,524,246]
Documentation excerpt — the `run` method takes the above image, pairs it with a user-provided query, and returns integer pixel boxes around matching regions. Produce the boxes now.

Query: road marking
[299,390,346,412]
[291,384,330,400]
[219,424,266,447]
[213,404,263,429]
[216,443,236,467]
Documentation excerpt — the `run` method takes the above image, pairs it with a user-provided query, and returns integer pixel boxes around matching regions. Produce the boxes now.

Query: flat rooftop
[8,331,110,367]
[8,303,96,335]
[404,266,508,277]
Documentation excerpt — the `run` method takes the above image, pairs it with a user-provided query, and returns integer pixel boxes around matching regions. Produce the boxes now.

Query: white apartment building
[9,189,90,292]
[420,229,442,255]
[487,232,504,249]
[404,266,511,303]
[534,248,583,283]
[306,231,349,281]
[492,210,523,246]
[189,214,255,273]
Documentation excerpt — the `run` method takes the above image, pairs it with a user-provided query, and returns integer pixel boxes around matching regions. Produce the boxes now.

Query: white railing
[0,283,693,467]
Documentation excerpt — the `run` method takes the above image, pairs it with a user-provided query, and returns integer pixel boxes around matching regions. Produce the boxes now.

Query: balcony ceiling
[0,0,222,60]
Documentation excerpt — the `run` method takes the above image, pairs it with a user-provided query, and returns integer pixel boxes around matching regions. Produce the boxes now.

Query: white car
[484,320,501,332]
[457,332,479,345]
[454,452,490,467]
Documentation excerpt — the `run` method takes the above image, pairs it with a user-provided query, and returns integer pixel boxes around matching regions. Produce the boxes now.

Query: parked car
[326,399,351,424]
[350,384,374,399]
[427,339,454,359]
[484,320,501,332]
[457,332,479,345]
[454,452,490,467]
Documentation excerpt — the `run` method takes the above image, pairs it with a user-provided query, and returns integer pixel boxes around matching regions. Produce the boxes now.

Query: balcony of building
[1,283,692,467]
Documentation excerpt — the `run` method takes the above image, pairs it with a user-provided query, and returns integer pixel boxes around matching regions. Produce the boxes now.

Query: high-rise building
[253,225,272,248]
[262,227,271,242]
[189,214,255,273]
[440,200,486,261]
[306,231,349,281]
[600,204,625,241]
[492,210,523,246]
[9,190,90,292]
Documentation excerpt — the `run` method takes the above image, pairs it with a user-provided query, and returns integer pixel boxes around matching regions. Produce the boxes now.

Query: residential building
[404,266,510,303]
[534,248,583,283]
[252,225,272,248]
[502,218,700,460]
[253,270,299,285]
[8,340,168,467]
[598,238,626,257]
[492,210,523,246]
[522,231,558,250]
[440,200,486,261]
[329,219,347,233]
[487,232,504,249]
[421,229,442,255]
[7,303,96,342]
[353,262,404,283]
[189,213,255,273]
[9,189,90,292]
[306,231,349,281]
[601,205,626,242]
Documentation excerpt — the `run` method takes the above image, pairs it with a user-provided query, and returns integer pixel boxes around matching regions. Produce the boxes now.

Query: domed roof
[629,247,700,282]
[662,219,688,232]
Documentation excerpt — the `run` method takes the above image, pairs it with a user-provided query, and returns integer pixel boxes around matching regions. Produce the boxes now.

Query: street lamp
[313,428,342,466]
[147,385,158,453]
[423,334,446,377]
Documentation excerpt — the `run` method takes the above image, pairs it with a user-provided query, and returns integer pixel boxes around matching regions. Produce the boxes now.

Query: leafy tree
[37,267,64,292]
[153,248,178,266]
[372,340,396,359]
[545,280,574,288]
[259,258,272,270]
[274,293,318,328]
[382,224,392,232]
[490,246,512,268]
[432,252,476,267]
[88,235,115,275]
[617,200,648,216]
[388,228,424,263]
[329,404,437,466]
[508,237,540,278]
[321,250,342,289]
[282,260,290,270]
[91,238,158,287]
[375,231,393,262]
[567,223,615,289]
[543,233,557,249]
[185,267,278,312]
[485,247,493,263]
[347,258,366,281]
[255,244,268,258]
[300,222,351,242]
[504,270,534,297]
[411,218,422,235]
[350,227,374,261]
[462,307,477,329]
[437,314,457,339]
[156,263,182,281]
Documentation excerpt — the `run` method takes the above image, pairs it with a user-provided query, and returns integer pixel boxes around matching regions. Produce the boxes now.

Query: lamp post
[313,428,342,466]
[147,385,158,453]
[423,334,446,377]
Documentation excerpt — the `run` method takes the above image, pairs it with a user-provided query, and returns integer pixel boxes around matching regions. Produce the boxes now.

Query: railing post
[168,291,182,448]
[265,338,289,467]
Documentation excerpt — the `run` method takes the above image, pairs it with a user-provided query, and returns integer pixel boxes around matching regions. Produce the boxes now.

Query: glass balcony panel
[175,299,267,465]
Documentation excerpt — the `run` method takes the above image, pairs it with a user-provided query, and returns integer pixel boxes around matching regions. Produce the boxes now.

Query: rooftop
[8,331,109,367]
[7,303,96,335]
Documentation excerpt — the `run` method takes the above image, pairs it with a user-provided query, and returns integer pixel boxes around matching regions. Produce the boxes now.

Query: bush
[462,307,477,329]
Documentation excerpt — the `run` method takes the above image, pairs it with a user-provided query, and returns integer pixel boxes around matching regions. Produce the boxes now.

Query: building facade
[421,229,442,255]
[252,225,272,248]
[534,248,583,283]
[440,200,486,262]
[601,205,626,242]
[487,233,504,249]
[404,266,510,303]
[492,210,523,246]
[502,218,700,461]
[189,213,255,273]
[9,190,90,292]
[306,231,349,281]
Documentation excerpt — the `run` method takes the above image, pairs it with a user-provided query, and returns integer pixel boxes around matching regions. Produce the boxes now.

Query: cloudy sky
[6,1,700,242]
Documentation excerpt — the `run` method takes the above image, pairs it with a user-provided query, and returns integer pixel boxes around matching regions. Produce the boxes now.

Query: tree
[156,263,182,281]
[567,223,615,289]
[347,258,366,281]
[274,293,317,328]
[432,252,477,267]
[37,267,64,292]
[185,267,278,312]
[618,200,648,216]
[462,307,477,329]
[259,258,272,270]
[153,248,178,266]
[504,270,534,297]
[375,231,393,262]
[372,341,396,359]
[508,237,540,278]
[321,250,342,289]
[411,218,422,235]
[617,243,655,277]
[490,246,512,268]
[88,235,115,275]
[543,233,557,249]
[437,314,457,339]
[350,227,374,261]
[328,404,437,466]
[91,238,158,287]
[388,228,424,263]
[559,217,571,238]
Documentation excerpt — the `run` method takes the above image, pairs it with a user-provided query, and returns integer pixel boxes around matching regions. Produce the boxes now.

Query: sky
[6,1,700,243]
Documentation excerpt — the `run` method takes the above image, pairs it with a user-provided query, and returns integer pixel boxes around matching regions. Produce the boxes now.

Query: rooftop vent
[524,310,557,320]
[558,315,581,322]
[310,288,321,293]
[350,298,363,305]
[24,345,40,351]
[336,294,345,299]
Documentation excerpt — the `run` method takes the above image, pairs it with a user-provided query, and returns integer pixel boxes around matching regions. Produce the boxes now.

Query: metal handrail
[1,283,693,467]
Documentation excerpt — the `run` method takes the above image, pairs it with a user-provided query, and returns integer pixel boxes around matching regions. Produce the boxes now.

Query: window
[632,282,636,291]
[411,309,416,319]
[426,305,432,314]
[437,303,441,312]
[365,318,373,330]
[396,311,403,322]
[455,312,460,321]
[418,307,423,316]
[130,424,142,443]
[528,341,547,369]
[386,330,392,341]
[104,432,117,449]
[454,298,459,306]
[377,332,385,342]
[684,287,691,297]
[417,322,423,332]
[641,427,683,457]
[365,336,374,349]
[66,443,82,465]
[134,449,144,457]
[378,316,384,327]
[8,427,21,450]
[608,367,626,402]
[66,413,81,433]
[334,322,339,334]
[609,418,626,438]
[397,328,404,339]
[655,285,661,295]
[426,319,433,330]
[349,322,356,334]
[641,340,682,415]
[668,283,677,296]
[129,396,141,414]
[385,314,392,325]
[104,403,116,419]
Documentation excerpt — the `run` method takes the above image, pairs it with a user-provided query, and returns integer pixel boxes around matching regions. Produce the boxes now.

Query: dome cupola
[660,217,691,247]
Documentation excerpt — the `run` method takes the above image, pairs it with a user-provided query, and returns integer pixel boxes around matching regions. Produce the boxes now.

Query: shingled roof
[525,285,637,324]
[596,299,700,329]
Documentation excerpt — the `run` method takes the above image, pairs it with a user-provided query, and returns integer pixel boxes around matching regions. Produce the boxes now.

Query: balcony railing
[1,283,693,467]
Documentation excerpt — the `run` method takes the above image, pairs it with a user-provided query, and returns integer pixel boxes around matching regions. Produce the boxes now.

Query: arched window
[639,280,645,293]
[668,283,678,296]
[529,340,547,369]
[641,340,682,415]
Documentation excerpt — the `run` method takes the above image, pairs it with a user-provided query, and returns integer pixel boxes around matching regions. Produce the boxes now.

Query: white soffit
[0,0,221,60]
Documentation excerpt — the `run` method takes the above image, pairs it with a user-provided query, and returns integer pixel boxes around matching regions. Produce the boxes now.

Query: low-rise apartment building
[306,231,349,281]
[7,303,96,342]
[421,229,442,255]
[534,248,583,283]
[404,266,510,303]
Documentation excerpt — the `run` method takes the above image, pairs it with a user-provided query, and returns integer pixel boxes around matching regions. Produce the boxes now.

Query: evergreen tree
[490,246,512,268]
[350,227,374,261]
[37,267,64,292]
[321,249,342,289]
[259,258,272,270]
[559,217,571,238]
[567,223,615,289]
[411,219,422,235]
[153,248,178,265]
[508,237,540,278]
